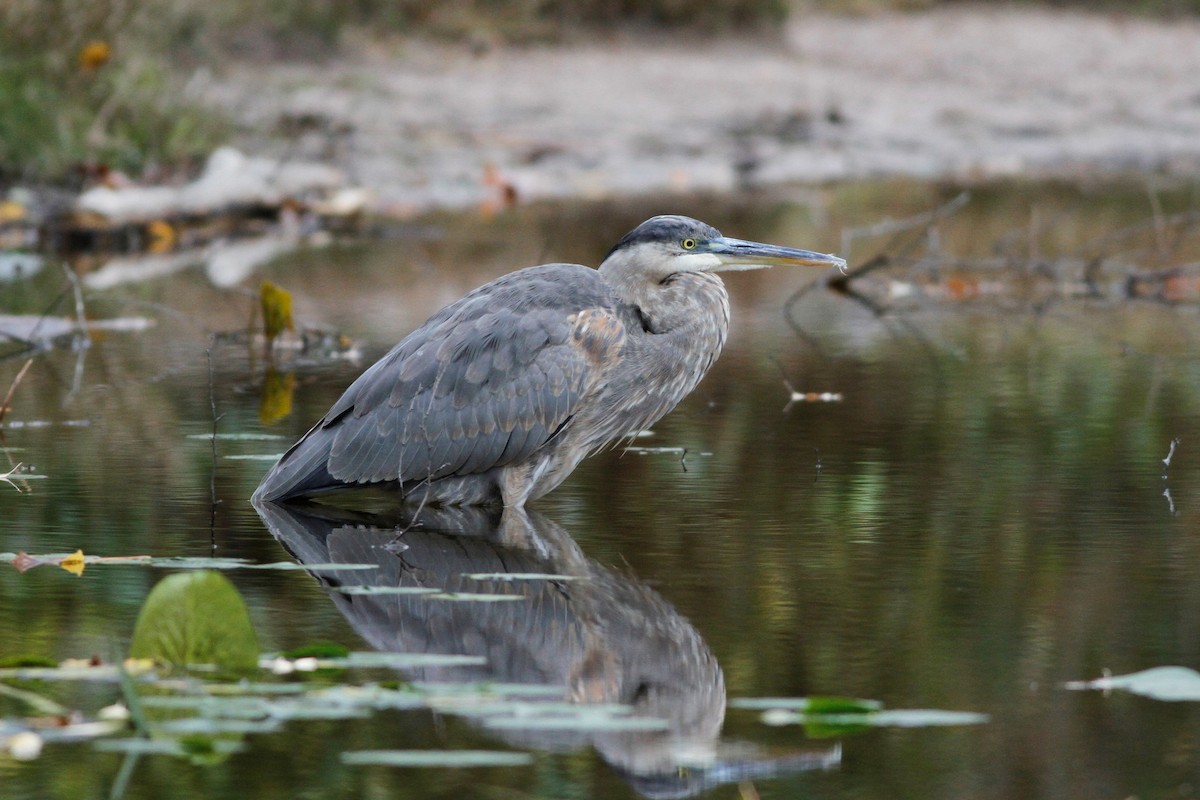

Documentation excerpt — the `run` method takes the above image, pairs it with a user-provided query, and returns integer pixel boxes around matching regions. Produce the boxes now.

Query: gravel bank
[203,6,1200,213]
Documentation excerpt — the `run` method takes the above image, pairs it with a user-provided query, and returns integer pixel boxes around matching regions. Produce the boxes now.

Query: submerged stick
[1163,437,1180,475]
[207,343,223,550]
[0,358,33,425]
[830,191,971,288]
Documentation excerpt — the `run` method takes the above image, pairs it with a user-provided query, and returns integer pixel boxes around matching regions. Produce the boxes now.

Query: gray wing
[253,263,625,501]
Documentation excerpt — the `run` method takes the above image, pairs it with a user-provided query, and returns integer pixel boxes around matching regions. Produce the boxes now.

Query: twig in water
[61,262,88,336]
[679,448,688,473]
[780,377,843,412]
[207,343,224,551]
[1163,437,1180,476]
[0,462,30,492]
[0,358,33,426]
[1163,487,1178,517]
[831,191,971,286]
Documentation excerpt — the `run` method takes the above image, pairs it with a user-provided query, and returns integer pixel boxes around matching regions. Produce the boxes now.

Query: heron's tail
[252,427,338,502]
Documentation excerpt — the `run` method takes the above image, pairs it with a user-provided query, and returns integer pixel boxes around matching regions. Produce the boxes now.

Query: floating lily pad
[95,737,244,756]
[1064,666,1200,701]
[331,586,440,595]
[146,557,375,571]
[139,695,274,717]
[155,717,283,736]
[759,707,989,731]
[411,682,564,699]
[342,749,533,767]
[731,696,883,713]
[129,571,260,673]
[424,592,526,602]
[484,714,669,732]
[315,652,487,670]
[185,433,287,441]
[462,572,585,581]
[0,665,126,682]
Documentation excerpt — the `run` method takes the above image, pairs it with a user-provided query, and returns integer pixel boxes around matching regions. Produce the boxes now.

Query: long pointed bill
[704,237,847,274]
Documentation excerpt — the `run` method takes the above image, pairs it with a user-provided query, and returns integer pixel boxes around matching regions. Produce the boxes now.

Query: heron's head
[599,215,846,284]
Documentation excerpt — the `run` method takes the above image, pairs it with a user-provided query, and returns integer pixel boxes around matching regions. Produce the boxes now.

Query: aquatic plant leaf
[143,557,375,571]
[0,656,57,669]
[95,737,244,756]
[865,709,990,727]
[7,552,40,573]
[424,592,527,602]
[342,749,533,767]
[316,652,487,669]
[185,433,287,441]
[759,706,988,732]
[731,696,883,713]
[260,281,294,342]
[1064,666,1200,701]
[462,572,585,581]
[58,549,86,577]
[155,717,283,736]
[2,551,155,573]
[0,665,123,681]
[129,571,259,673]
[282,643,351,660]
[410,682,565,699]
[263,703,372,722]
[331,585,440,595]
[483,714,669,732]
[200,682,308,696]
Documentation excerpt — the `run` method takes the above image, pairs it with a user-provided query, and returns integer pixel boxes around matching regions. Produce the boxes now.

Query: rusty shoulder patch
[569,308,626,368]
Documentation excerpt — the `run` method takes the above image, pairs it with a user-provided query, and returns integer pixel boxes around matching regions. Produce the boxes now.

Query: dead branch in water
[814,180,1200,311]
[0,359,33,426]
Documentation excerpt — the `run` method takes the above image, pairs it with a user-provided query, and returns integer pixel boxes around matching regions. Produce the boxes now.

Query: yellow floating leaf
[259,367,296,425]
[260,281,294,343]
[59,549,86,577]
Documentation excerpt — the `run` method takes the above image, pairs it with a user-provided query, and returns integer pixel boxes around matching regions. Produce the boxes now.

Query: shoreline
[199,6,1200,216]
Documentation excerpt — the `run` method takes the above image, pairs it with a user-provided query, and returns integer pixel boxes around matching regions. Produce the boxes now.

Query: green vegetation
[129,571,260,673]
[0,0,788,182]
[0,1,229,181]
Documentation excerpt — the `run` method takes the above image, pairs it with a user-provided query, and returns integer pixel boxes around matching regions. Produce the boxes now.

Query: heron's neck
[603,265,731,370]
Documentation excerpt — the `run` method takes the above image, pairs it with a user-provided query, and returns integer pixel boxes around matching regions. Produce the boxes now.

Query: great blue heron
[254,215,845,507]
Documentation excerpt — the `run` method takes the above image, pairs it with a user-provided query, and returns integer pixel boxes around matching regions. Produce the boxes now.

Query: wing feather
[254,264,622,501]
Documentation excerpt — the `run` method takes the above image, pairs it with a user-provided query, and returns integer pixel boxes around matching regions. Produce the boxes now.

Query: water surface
[2,180,1200,799]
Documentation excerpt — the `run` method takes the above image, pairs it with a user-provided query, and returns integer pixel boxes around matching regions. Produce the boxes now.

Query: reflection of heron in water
[255,500,839,798]
[254,216,844,507]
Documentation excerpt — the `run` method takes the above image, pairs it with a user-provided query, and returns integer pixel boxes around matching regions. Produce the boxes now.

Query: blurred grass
[0,0,231,183]
[2,0,1198,183]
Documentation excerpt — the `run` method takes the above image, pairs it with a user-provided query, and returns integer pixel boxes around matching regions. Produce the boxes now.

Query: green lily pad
[129,571,260,673]
[185,433,287,441]
[731,696,883,713]
[1064,666,1200,701]
[462,573,584,581]
[342,749,533,767]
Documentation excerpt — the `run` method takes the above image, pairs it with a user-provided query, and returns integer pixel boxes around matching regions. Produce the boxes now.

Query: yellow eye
[682,238,697,250]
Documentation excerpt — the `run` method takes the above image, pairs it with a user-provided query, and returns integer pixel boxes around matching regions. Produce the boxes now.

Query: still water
[3,179,1200,799]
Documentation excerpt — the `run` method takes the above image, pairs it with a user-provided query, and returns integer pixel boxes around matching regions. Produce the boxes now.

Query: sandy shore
[204,6,1200,212]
